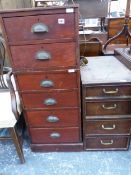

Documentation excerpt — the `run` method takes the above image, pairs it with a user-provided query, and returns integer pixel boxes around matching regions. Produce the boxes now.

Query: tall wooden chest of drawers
[0,5,83,151]
[81,56,131,150]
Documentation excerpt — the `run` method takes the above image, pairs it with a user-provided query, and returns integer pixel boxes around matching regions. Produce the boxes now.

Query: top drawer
[3,14,75,43]
[84,85,131,98]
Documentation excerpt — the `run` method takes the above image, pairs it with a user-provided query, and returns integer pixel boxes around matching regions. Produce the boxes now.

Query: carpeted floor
[0,138,131,175]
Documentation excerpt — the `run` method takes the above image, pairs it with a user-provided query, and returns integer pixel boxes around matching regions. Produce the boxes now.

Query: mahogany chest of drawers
[81,56,131,150]
[0,5,83,151]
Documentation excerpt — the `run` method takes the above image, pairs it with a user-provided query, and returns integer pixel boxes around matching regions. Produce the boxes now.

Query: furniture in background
[76,0,109,56]
[80,56,131,150]
[0,38,25,163]
[106,17,131,45]
[0,5,82,152]
[80,37,103,57]
[79,31,107,45]
[114,47,131,70]
[102,44,129,55]
[104,0,131,50]
[69,0,109,32]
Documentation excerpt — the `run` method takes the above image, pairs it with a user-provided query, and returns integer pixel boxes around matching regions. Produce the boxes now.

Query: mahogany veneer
[0,5,83,151]
[4,13,75,42]
[10,43,77,70]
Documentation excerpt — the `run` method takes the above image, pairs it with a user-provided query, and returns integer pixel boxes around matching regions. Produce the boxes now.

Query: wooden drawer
[84,119,131,135]
[21,90,79,109]
[3,13,75,43]
[84,136,130,150]
[26,108,80,127]
[16,70,79,91]
[30,127,80,144]
[85,101,131,116]
[85,85,131,97]
[10,42,77,70]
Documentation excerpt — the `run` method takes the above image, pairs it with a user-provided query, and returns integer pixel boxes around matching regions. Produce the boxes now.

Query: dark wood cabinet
[0,5,83,151]
[81,56,131,150]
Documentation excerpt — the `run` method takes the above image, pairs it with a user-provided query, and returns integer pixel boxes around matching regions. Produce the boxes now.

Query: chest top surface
[80,56,131,85]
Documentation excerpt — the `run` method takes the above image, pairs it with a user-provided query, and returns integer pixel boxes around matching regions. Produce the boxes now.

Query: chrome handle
[103,88,119,94]
[50,132,61,139]
[31,23,48,33]
[102,124,116,130]
[35,51,51,60]
[47,116,59,123]
[102,104,117,110]
[40,80,54,88]
[100,140,113,145]
[44,98,57,106]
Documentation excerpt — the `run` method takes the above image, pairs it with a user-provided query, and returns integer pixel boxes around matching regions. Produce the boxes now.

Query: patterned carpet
[0,138,131,175]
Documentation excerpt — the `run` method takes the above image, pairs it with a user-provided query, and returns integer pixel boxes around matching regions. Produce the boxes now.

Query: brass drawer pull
[44,98,57,106]
[100,140,113,145]
[47,115,59,123]
[50,132,61,139]
[102,124,116,130]
[36,51,51,60]
[103,88,119,94]
[31,23,48,33]
[102,104,117,110]
[40,80,54,88]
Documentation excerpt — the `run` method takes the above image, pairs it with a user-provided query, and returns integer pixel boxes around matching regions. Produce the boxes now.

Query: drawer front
[85,86,131,97]
[16,71,79,91]
[85,119,131,135]
[26,108,80,127]
[10,42,77,70]
[3,14,75,42]
[21,90,79,109]
[30,127,80,144]
[85,136,130,150]
[85,101,131,115]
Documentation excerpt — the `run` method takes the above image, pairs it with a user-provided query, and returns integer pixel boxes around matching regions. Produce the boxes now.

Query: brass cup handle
[40,80,54,88]
[100,140,113,145]
[103,88,119,94]
[35,51,51,60]
[31,23,49,33]
[102,104,117,110]
[102,124,116,130]
[44,98,57,106]
[50,132,61,139]
[46,116,59,123]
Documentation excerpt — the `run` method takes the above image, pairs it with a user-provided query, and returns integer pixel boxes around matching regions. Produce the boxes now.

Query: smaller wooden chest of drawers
[81,56,131,150]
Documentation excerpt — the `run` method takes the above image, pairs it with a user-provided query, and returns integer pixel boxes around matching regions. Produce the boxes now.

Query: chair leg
[9,127,25,164]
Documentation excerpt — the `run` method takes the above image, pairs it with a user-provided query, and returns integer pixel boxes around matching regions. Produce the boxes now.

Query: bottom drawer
[84,136,130,150]
[30,127,80,144]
